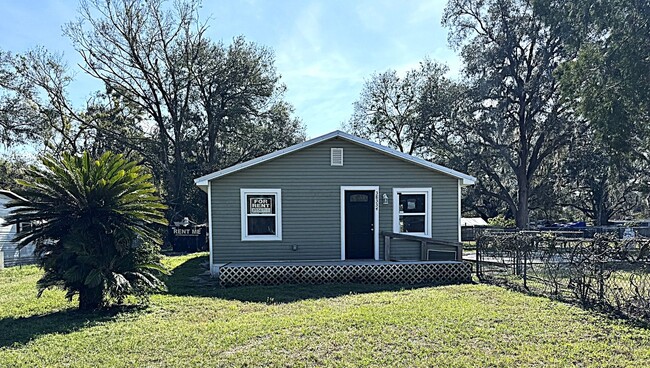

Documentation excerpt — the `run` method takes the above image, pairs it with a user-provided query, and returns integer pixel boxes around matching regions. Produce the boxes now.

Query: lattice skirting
[219,262,472,287]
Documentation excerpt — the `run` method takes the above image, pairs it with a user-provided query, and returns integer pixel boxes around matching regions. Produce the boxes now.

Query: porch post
[384,236,391,261]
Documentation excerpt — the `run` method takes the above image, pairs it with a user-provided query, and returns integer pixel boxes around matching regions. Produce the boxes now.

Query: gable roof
[194,130,476,189]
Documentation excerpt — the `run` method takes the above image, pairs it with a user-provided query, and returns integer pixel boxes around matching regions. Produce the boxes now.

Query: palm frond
[7,151,169,310]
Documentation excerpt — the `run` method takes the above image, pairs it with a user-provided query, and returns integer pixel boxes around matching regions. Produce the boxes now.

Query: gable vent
[331,148,343,166]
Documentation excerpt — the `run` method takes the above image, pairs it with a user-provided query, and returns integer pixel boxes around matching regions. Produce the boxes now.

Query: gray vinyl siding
[209,137,460,263]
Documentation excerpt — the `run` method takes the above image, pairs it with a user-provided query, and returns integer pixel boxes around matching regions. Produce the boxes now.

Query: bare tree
[64,0,204,218]
[61,0,304,220]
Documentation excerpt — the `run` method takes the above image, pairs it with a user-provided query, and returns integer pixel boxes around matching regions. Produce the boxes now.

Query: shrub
[6,151,169,310]
[487,214,516,228]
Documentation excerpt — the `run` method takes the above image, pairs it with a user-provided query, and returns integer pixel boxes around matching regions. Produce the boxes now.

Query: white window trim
[240,188,282,241]
[392,187,432,238]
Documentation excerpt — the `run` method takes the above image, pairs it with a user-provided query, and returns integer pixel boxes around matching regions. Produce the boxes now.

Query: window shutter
[331,148,343,166]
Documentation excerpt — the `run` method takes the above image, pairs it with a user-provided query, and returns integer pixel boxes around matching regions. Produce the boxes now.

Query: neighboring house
[461,217,489,242]
[0,190,36,268]
[461,217,489,227]
[195,130,476,280]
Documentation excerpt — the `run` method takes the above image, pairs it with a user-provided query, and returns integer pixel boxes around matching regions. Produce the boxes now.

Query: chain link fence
[473,230,650,323]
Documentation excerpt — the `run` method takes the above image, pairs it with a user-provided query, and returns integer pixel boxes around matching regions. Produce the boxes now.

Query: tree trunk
[516,170,530,229]
[172,128,185,219]
[78,286,103,310]
[207,110,217,164]
[594,180,609,226]
[596,195,610,226]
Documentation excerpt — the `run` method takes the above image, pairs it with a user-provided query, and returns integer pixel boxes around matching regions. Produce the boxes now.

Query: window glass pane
[349,194,369,202]
[248,216,276,235]
[400,215,425,233]
[247,195,275,215]
[398,194,425,213]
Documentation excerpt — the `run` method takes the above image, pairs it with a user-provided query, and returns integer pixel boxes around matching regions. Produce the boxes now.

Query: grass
[1,253,650,367]
[479,257,650,322]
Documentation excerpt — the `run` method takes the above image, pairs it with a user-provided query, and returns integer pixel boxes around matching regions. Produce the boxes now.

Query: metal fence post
[523,238,528,289]
[476,236,481,279]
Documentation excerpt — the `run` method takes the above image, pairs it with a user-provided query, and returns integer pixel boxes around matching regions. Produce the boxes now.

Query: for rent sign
[167,223,208,252]
[249,196,273,214]
[172,227,203,237]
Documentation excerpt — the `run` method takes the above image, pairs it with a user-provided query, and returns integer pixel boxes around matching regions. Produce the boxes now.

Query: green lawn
[1,254,650,367]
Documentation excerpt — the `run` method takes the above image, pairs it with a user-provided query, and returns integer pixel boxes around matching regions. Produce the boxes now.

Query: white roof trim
[194,130,476,188]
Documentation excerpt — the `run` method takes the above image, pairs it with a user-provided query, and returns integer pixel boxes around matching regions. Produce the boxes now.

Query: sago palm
[6,151,169,310]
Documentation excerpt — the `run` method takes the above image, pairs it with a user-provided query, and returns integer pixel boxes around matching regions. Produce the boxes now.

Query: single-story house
[195,130,476,285]
[0,190,36,268]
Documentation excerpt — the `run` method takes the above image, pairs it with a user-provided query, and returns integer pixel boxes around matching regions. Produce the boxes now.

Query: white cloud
[408,0,446,25]
[294,2,324,53]
[274,2,373,136]
[354,0,389,32]
[277,51,366,137]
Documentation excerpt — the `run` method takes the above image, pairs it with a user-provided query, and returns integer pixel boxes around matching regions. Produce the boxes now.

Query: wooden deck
[381,231,463,262]
[217,260,472,287]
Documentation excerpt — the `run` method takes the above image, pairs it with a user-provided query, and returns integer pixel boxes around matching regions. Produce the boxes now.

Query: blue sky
[0,0,460,138]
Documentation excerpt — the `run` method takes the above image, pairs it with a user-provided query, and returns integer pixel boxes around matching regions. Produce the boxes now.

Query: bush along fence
[473,231,650,324]
[462,226,650,242]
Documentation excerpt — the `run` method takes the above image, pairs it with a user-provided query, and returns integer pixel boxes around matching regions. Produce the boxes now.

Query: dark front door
[345,190,375,259]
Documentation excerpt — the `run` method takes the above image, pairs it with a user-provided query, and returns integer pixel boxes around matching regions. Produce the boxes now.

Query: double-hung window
[392,188,432,237]
[240,189,282,241]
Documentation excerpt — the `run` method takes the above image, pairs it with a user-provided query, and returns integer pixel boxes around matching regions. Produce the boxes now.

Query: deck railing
[380,231,463,261]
